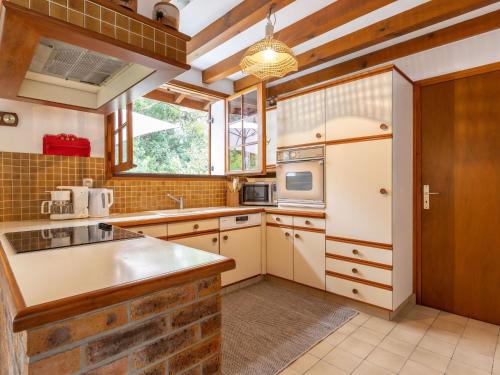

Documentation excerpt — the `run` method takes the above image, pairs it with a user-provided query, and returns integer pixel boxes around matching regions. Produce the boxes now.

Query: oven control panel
[277,145,325,162]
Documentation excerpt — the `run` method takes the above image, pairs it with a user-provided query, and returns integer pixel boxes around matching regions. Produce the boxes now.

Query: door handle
[423,184,440,210]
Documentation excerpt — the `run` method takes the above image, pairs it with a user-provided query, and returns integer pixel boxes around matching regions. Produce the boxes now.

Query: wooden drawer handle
[276,217,281,222]
[380,123,389,131]
[223,235,228,241]
[352,249,359,255]
[305,220,311,225]
[295,233,300,239]
[380,188,388,195]
[193,224,199,230]
[352,268,358,274]
[315,133,322,139]
[352,289,359,295]
[212,237,218,243]
[285,232,290,237]
[138,231,144,234]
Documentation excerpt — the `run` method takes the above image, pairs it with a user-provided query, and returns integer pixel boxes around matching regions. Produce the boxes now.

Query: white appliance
[240,182,277,206]
[220,213,262,231]
[276,145,325,208]
[41,186,89,220]
[89,189,114,218]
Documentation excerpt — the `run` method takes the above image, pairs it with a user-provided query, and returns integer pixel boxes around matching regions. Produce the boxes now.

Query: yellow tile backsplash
[0,152,226,222]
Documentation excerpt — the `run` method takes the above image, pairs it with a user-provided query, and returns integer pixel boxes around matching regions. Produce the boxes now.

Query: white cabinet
[293,229,325,290]
[326,139,392,244]
[127,224,167,238]
[266,225,293,280]
[168,219,219,236]
[169,233,219,254]
[266,109,277,166]
[277,89,325,147]
[220,227,261,286]
[325,71,393,141]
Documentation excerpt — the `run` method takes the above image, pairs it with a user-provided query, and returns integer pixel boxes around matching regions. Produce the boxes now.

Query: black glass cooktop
[5,224,144,254]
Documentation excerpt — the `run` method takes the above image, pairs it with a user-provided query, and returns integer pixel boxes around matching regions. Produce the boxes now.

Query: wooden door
[266,226,293,280]
[293,230,325,290]
[420,70,500,324]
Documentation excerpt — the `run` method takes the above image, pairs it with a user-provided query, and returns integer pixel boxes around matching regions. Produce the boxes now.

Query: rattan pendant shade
[240,11,298,80]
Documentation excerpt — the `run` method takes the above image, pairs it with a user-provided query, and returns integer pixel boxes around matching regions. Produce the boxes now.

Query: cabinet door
[266,226,293,280]
[326,139,392,244]
[220,227,261,286]
[277,89,325,147]
[325,71,392,141]
[293,230,325,290]
[169,233,219,254]
[266,109,277,166]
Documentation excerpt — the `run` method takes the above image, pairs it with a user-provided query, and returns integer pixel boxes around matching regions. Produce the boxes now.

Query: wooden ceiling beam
[267,10,500,98]
[202,0,395,84]
[166,79,229,100]
[144,89,208,112]
[187,0,295,63]
[234,0,498,91]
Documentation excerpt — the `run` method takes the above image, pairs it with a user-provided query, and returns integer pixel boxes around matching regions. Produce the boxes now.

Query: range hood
[0,0,191,113]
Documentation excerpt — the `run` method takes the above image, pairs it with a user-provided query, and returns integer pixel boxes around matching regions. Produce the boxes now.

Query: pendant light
[240,7,298,80]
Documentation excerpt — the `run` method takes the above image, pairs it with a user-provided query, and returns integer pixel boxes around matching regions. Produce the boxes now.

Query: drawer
[168,218,219,236]
[326,258,392,286]
[127,224,167,238]
[266,214,293,226]
[326,240,392,266]
[293,217,325,230]
[326,275,392,310]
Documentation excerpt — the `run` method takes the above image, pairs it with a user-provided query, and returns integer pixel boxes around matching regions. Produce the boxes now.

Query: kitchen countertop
[0,206,325,331]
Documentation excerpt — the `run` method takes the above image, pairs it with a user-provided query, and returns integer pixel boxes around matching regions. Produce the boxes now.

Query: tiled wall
[0,152,226,222]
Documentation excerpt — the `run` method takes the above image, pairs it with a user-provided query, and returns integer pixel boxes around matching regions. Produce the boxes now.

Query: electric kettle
[89,189,114,218]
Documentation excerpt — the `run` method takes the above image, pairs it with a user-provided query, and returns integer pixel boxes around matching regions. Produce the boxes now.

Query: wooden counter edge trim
[266,222,325,233]
[325,134,393,145]
[326,271,393,291]
[326,253,393,270]
[0,244,27,314]
[11,258,235,332]
[265,209,326,219]
[167,229,219,241]
[326,236,393,250]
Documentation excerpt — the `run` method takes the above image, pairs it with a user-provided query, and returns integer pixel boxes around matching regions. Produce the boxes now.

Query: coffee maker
[41,186,89,220]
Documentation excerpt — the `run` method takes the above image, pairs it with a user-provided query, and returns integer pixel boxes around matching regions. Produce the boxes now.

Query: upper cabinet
[226,83,266,175]
[277,89,325,148]
[325,71,393,141]
[0,0,190,113]
[266,109,277,167]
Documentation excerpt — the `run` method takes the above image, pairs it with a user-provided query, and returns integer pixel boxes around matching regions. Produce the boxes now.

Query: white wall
[0,99,105,157]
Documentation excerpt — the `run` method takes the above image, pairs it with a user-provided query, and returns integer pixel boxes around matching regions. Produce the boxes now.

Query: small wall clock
[0,112,18,127]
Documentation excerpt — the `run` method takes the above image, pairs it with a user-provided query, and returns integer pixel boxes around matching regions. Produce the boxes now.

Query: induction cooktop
[4,224,144,254]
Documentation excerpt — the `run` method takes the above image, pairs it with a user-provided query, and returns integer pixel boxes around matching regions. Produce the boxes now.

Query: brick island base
[0,275,222,375]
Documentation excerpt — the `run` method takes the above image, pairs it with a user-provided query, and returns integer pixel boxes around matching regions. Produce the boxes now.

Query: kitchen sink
[150,207,231,216]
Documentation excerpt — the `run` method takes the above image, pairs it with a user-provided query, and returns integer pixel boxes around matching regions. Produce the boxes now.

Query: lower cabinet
[266,226,293,280]
[220,226,262,286]
[293,230,325,290]
[169,233,219,254]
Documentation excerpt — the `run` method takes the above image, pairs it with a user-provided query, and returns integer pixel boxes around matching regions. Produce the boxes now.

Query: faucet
[166,194,184,209]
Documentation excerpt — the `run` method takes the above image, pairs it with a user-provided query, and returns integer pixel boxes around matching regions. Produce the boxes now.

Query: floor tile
[432,317,467,335]
[410,347,451,373]
[419,334,456,358]
[325,332,348,347]
[456,336,497,357]
[452,346,494,372]
[362,316,396,335]
[279,367,301,375]
[308,340,334,359]
[352,361,395,375]
[336,322,358,336]
[388,324,426,345]
[400,360,444,375]
[401,311,436,327]
[437,311,468,327]
[351,326,386,346]
[350,312,371,326]
[466,319,500,336]
[378,336,416,358]
[446,360,491,375]
[365,347,407,373]
[338,336,375,359]
[323,347,363,373]
[493,360,500,375]
[426,326,462,345]
[411,305,440,318]
[304,360,347,375]
[290,353,320,373]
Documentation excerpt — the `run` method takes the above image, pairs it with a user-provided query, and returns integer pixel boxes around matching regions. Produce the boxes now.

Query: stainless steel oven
[276,145,325,208]
[240,182,277,206]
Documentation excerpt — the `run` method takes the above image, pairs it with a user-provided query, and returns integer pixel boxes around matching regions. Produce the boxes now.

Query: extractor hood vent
[29,38,129,86]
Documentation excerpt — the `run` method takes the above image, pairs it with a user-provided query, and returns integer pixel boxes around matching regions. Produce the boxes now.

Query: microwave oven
[240,182,277,206]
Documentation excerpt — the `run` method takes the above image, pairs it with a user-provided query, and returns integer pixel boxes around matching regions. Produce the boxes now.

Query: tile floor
[280,305,500,375]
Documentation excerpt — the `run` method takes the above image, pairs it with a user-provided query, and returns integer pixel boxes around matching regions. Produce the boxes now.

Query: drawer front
[168,219,219,236]
[326,240,392,266]
[127,224,167,238]
[170,233,219,254]
[326,275,392,310]
[293,217,325,230]
[266,214,293,226]
[326,258,392,286]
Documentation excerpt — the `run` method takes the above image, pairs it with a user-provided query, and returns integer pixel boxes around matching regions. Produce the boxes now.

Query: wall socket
[82,178,93,188]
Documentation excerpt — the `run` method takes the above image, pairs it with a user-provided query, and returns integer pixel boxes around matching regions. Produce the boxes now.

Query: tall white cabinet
[324,69,413,311]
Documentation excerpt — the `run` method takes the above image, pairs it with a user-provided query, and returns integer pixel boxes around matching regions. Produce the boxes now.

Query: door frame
[413,62,500,304]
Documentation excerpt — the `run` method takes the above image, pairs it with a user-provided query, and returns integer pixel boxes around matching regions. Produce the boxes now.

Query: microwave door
[242,185,270,204]
[277,160,324,202]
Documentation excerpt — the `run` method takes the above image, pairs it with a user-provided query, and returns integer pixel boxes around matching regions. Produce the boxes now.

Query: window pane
[228,121,243,147]
[286,172,313,191]
[122,126,127,163]
[228,97,242,123]
[243,118,258,144]
[244,143,259,170]
[125,98,209,175]
[229,148,242,171]
[243,90,258,118]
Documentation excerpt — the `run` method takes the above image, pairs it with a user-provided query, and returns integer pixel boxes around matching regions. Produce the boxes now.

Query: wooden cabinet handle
[212,237,218,243]
[305,220,311,225]
[285,232,290,237]
[380,188,388,195]
[276,217,281,222]
[223,235,228,240]
[380,123,389,131]
[138,231,144,234]
[193,224,199,230]
[352,268,358,274]
[316,133,322,139]
[294,233,300,239]
[352,249,359,255]
[352,289,359,295]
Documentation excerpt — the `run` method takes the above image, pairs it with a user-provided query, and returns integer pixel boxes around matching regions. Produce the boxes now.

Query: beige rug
[221,280,357,375]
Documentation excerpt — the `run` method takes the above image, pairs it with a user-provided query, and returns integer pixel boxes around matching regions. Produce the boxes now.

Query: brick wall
[0,152,226,222]
[0,275,222,375]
